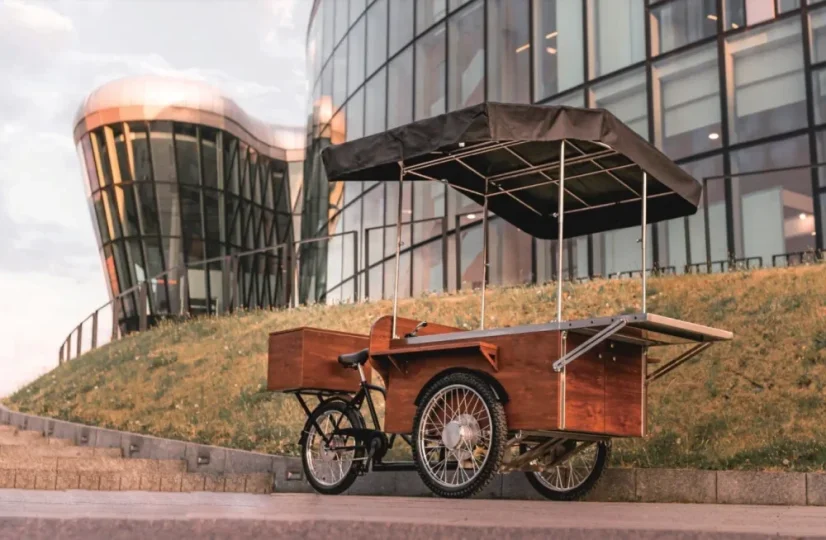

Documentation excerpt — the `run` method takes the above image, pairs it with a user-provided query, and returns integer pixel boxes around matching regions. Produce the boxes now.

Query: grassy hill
[5,264,826,471]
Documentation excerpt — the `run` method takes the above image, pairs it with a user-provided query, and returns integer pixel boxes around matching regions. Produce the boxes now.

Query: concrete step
[0,469,273,493]
[0,432,73,447]
[0,456,187,474]
[0,445,122,458]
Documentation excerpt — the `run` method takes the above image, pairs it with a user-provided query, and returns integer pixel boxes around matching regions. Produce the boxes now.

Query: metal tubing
[480,181,489,330]
[552,319,628,372]
[352,230,359,302]
[90,311,98,349]
[76,324,82,358]
[557,140,565,323]
[391,162,404,339]
[111,298,120,341]
[647,342,712,383]
[138,282,148,331]
[642,171,648,313]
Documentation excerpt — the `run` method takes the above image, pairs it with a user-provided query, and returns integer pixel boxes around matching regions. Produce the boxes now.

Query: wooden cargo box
[267,327,370,393]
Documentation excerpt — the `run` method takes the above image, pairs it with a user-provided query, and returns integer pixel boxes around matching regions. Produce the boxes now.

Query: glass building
[74,75,304,330]
[300,0,826,305]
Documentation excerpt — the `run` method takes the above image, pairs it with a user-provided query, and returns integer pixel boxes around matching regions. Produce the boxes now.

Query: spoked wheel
[301,400,364,495]
[526,440,610,501]
[412,372,507,498]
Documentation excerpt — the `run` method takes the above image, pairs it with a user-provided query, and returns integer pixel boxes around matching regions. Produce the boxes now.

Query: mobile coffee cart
[267,103,733,500]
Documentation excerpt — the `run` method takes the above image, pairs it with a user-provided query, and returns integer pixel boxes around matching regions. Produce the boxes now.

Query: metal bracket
[647,342,712,383]
[552,319,628,372]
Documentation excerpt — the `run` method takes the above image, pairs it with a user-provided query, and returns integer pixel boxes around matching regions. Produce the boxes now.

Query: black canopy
[321,102,701,240]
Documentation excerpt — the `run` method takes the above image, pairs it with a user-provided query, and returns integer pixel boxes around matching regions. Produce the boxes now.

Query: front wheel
[412,372,507,499]
[525,440,610,501]
[300,400,364,495]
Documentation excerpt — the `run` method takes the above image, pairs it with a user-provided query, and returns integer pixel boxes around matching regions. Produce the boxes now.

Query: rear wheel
[525,440,610,501]
[412,372,507,499]
[301,400,364,495]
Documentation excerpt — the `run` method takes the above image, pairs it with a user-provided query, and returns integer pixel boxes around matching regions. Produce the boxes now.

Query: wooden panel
[374,318,563,434]
[563,333,606,433]
[604,340,644,437]
[266,328,304,391]
[267,327,369,393]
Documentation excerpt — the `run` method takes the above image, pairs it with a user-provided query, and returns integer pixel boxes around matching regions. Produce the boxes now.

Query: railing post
[221,255,233,314]
[76,324,83,358]
[112,297,120,341]
[292,246,299,309]
[138,281,148,331]
[352,231,359,303]
[231,256,240,311]
[66,334,72,362]
[180,267,190,316]
[91,310,98,349]
[58,344,63,366]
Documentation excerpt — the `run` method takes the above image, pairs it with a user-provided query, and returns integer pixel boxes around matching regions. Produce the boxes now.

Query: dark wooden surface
[267,327,369,393]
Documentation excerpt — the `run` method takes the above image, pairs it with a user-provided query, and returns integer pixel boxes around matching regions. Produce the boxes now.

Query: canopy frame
[388,137,651,338]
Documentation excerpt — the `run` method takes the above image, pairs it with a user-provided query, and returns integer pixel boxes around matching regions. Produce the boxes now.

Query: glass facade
[301,0,826,304]
[77,121,295,330]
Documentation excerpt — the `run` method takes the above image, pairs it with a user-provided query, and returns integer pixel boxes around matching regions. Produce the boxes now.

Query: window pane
[811,7,826,63]
[93,130,113,187]
[652,44,721,160]
[588,0,645,78]
[412,238,444,297]
[348,18,365,96]
[450,0,471,11]
[417,0,447,34]
[366,0,387,77]
[488,0,530,104]
[489,220,533,286]
[533,0,584,101]
[137,183,160,236]
[416,23,446,119]
[730,136,815,264]
[448,0,485,111]
[724,0,775,30]
[778,0,800,14]
[387,47,413,129]
[334,0,349,44]
[350,0,366,25]
[589,68,649,139]
[551,89,584,107]
[346,87,365,141]
[650,0,718,56]
[156,183,181,237]
[322,0,335,61]
[201,127,218,189]
[725,19,806,144]
[364,69,387,136]
[150,122,176,183]
[389,0,414,57]
[332,36,348,110]
[81,135,100,192]
[814,130,826,187]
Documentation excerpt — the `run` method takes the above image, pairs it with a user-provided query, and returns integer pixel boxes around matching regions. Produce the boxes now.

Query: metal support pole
[180,267,190,316]
[231,256,240,311]
[391,162,404,338]
[480,180,489,330]
[58,344,63,365]
[91,311,98,349]
[66,335,72,362]
[642,171,648,313]
[111,298,120,341]
[557,140,566,322]
[221,255,232,314]
[138,282,148,331]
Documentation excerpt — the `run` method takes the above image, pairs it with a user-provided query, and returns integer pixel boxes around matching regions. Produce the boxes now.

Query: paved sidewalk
[2,489,826,539]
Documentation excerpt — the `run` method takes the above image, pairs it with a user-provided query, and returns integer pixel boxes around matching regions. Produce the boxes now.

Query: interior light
[545,31,558,40]
[813,231,818,236]
[707,14,718,21]
[708,132,719,140]
[515,43,530,53]
[546,47,557,55]
[732,22,739,29]
[799,213,807,221]
[466,213,477,220]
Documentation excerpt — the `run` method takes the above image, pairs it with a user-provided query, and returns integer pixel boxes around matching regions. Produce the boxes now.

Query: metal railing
[57,233,356,365]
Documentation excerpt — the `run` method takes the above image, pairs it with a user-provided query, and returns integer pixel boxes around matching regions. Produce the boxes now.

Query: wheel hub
[441,413,480,456]
[320,440,339,462]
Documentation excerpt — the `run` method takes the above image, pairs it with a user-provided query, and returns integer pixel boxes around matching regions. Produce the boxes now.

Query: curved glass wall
[77,121,294,330]
[302,0,826,304]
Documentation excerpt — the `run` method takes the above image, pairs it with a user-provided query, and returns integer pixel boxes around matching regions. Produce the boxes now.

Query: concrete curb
[1,404,824,504]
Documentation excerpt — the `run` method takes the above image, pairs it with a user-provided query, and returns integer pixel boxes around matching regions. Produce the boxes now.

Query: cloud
[269,0,299,29]
[1,0,74,34]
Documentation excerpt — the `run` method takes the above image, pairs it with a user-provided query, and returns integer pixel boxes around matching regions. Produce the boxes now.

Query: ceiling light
[546,47,557,55]
[545,31,558,40]
[708,132,719,140]
[707,14,718,21]
[466,213,477,220]
[812,231,817,236]
[731,22,739,29]
[799,213,807,220]
[515,43,530,54]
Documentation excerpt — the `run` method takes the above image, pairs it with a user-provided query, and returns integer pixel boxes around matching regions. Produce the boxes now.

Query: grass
[5,264,826,471]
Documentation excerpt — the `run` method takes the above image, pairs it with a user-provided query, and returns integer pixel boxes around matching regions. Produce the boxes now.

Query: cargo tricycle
[267,103,733,500]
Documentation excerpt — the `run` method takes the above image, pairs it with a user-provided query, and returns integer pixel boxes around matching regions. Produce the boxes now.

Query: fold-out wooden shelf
[371,341,498,374]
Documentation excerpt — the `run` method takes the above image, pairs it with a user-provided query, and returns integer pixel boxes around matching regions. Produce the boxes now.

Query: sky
[0,0,312,397]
